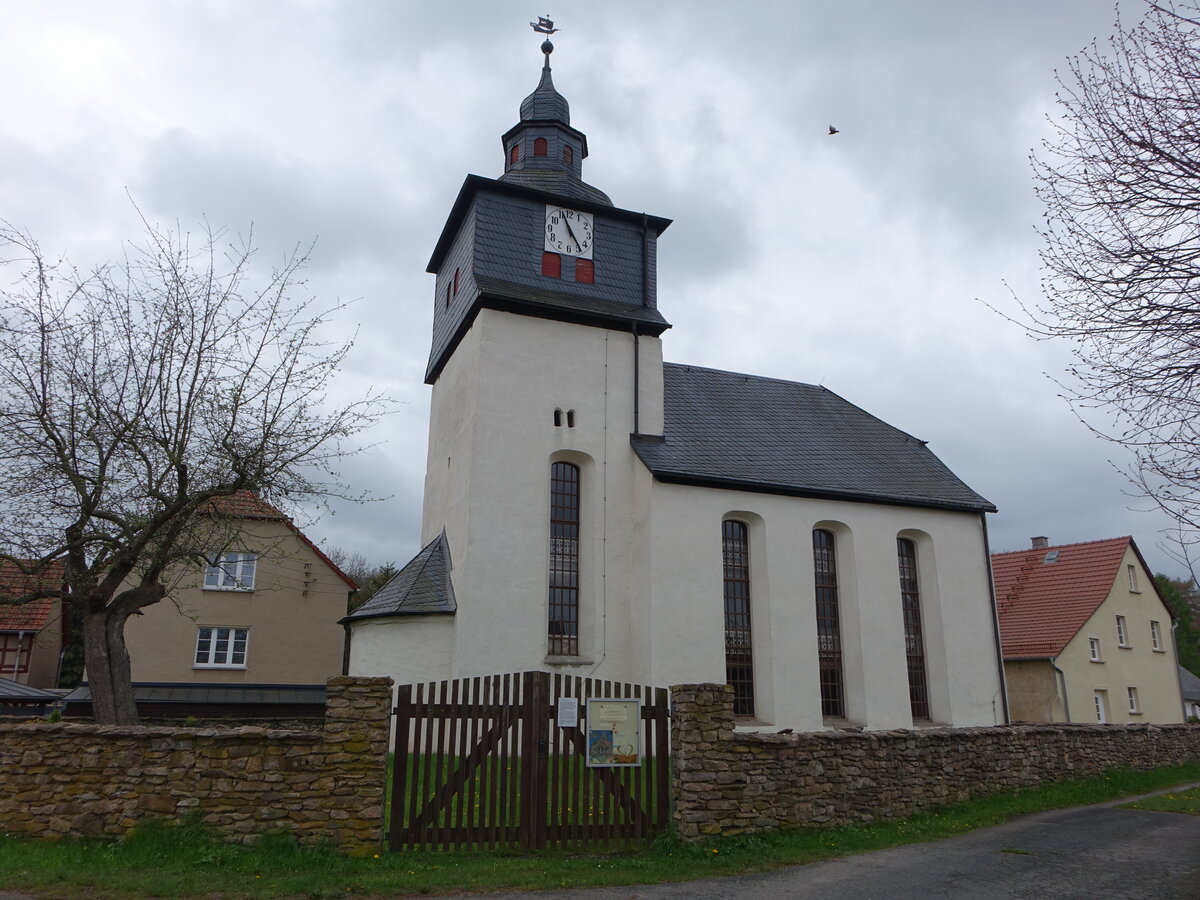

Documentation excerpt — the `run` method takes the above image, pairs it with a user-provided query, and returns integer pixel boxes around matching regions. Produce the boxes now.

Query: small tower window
[563,145,574,165]
[541,252,562,278]
[445,283,451,308]
[509,144,520,165]
[574,258,594,284]
[453,267,460,295]
[566,409,576,427]
[553,408,563,427]
[534,137,548,157]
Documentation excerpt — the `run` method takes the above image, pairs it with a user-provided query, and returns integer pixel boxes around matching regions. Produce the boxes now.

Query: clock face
[544,206,594,259]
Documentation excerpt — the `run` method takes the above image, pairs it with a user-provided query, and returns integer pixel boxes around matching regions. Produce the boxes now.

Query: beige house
[122,493,356,690]
[0,561,67,690]
[995,536,1184,724]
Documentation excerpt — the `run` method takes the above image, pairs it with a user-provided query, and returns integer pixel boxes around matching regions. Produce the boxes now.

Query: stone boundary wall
[671,683,1200,840]
[0,676,392,855]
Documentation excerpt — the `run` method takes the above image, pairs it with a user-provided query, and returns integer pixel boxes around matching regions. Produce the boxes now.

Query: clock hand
[562,218,581,253]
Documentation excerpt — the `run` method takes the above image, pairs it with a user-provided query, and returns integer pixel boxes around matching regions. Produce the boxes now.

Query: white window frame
[1116,614,1129,647]
[1127,564,1139,592]
[1151,620,1163,652]
[194,626,249,668]
[204,552,257,591]
[1088,637,1102,662]
[1127,686,1140,714]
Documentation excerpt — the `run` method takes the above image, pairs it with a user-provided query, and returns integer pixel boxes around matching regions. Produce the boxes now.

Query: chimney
[1031,536,1049,550]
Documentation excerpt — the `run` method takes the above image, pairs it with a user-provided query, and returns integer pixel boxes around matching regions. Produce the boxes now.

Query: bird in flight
[828,125,840,135]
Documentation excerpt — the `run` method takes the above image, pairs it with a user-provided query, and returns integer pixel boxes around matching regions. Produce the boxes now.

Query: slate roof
[520,62,570,123]
[497,169,612,206]
[630,364,995,513]
[992,536,1162,658]
[62,683,326,706]
[1179,666,1200,703]
[342,532,456,623]
[0,675,59,703]
[475,276,670,331]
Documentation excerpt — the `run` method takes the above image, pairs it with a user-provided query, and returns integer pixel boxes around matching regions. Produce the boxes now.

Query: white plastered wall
[642,483,1005,730]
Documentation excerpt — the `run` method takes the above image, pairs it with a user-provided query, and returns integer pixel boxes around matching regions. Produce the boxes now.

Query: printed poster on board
[586,698,641,767]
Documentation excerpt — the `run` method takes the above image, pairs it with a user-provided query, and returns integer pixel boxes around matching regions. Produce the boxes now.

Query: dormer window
[534,137,547,157]
[563,145,573,165]
[541,252,562,279]
[509,144,520,166]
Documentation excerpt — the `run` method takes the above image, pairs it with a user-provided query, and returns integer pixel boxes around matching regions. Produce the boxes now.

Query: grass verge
[1,762,1197,899]
[1120,784,1200,816]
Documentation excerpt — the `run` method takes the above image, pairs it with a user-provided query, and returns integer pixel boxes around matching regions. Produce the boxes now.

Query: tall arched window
[813,530,845,718]
[548,462,580,655]
[722,520,754,716]
[897,538,930,720]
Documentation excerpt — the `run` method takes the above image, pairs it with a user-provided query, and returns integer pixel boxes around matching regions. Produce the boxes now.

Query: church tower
[417,33,672,678]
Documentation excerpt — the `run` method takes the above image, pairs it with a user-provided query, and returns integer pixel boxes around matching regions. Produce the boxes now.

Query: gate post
[519,670,551,850]
[388,682,413,851]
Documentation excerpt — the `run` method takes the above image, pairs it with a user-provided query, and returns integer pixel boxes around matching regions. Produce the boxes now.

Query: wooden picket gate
[389,671,671,851]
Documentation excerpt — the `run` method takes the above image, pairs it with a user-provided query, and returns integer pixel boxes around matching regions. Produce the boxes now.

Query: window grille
[722,520,754,716]
[194,626,249,667]
[548,462,580,656]
[897,538,930,720]
[204,552,257,591]
[813,529,845,718]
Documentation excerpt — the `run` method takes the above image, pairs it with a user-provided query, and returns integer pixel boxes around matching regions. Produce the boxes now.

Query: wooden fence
[389,671,670,851]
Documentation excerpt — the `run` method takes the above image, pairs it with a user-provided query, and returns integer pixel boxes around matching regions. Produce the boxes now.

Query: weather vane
[530,15,559,36]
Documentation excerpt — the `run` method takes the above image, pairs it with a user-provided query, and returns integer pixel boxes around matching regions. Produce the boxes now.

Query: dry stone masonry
[0,676,392,855]
[671,683,1200,840]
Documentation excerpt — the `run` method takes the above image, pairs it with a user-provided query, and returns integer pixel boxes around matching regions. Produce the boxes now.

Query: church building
[346,37,1008,731]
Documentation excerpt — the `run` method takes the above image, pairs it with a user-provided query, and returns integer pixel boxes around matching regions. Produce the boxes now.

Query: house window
[548,462,580,656]
[203,552,257,591]
[509,144,519,165]
[722,520,754,716]
[897,538,930,720]
[1094,690,1108,723]
[574,258,595,284]
[1151,620,1163,651]
[1127,686,1140,714]
[563,145,573,165]
[194,626,249,668]
[534,137,547,156]
[813,529,845,718]
[0,633,31,674]
[1116,615,1129,647]
[541,251,562,278]
[1088,637,1102,662]
[1127,564,1139,592]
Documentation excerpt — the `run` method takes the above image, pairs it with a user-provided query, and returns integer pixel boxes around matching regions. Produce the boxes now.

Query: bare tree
[0,218,385,724]
[1026,2,1200,546]
[324,547,397,610]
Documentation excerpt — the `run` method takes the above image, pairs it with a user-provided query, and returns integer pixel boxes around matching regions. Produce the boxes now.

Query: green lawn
[1120,784,1200,816]
[1,762,1197,899]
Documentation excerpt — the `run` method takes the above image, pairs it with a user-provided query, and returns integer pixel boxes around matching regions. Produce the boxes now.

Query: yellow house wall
[1057,546,1184,724]
[123,519,351,685]
[1004,659,1064,723]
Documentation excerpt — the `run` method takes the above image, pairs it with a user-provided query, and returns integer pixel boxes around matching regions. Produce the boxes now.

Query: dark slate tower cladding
[424,37,672,384]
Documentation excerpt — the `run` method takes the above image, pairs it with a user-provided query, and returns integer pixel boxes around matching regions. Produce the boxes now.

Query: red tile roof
[0,560,66,633]
[993,536,1133,659]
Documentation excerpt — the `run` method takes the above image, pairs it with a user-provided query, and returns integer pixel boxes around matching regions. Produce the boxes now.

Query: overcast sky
[2,1,1189,578]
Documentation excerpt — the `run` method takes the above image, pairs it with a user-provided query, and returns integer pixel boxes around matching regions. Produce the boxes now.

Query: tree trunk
[81,606,140,725]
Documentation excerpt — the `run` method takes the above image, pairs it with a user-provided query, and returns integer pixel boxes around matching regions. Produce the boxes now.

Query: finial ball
[541,39,554,55]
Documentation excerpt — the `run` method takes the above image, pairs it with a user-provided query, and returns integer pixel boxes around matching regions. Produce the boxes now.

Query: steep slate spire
[499,36,612,205]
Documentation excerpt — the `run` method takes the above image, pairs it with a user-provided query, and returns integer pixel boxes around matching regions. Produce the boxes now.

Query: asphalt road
[1,792,1196,899]
[448,793,1200,899]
